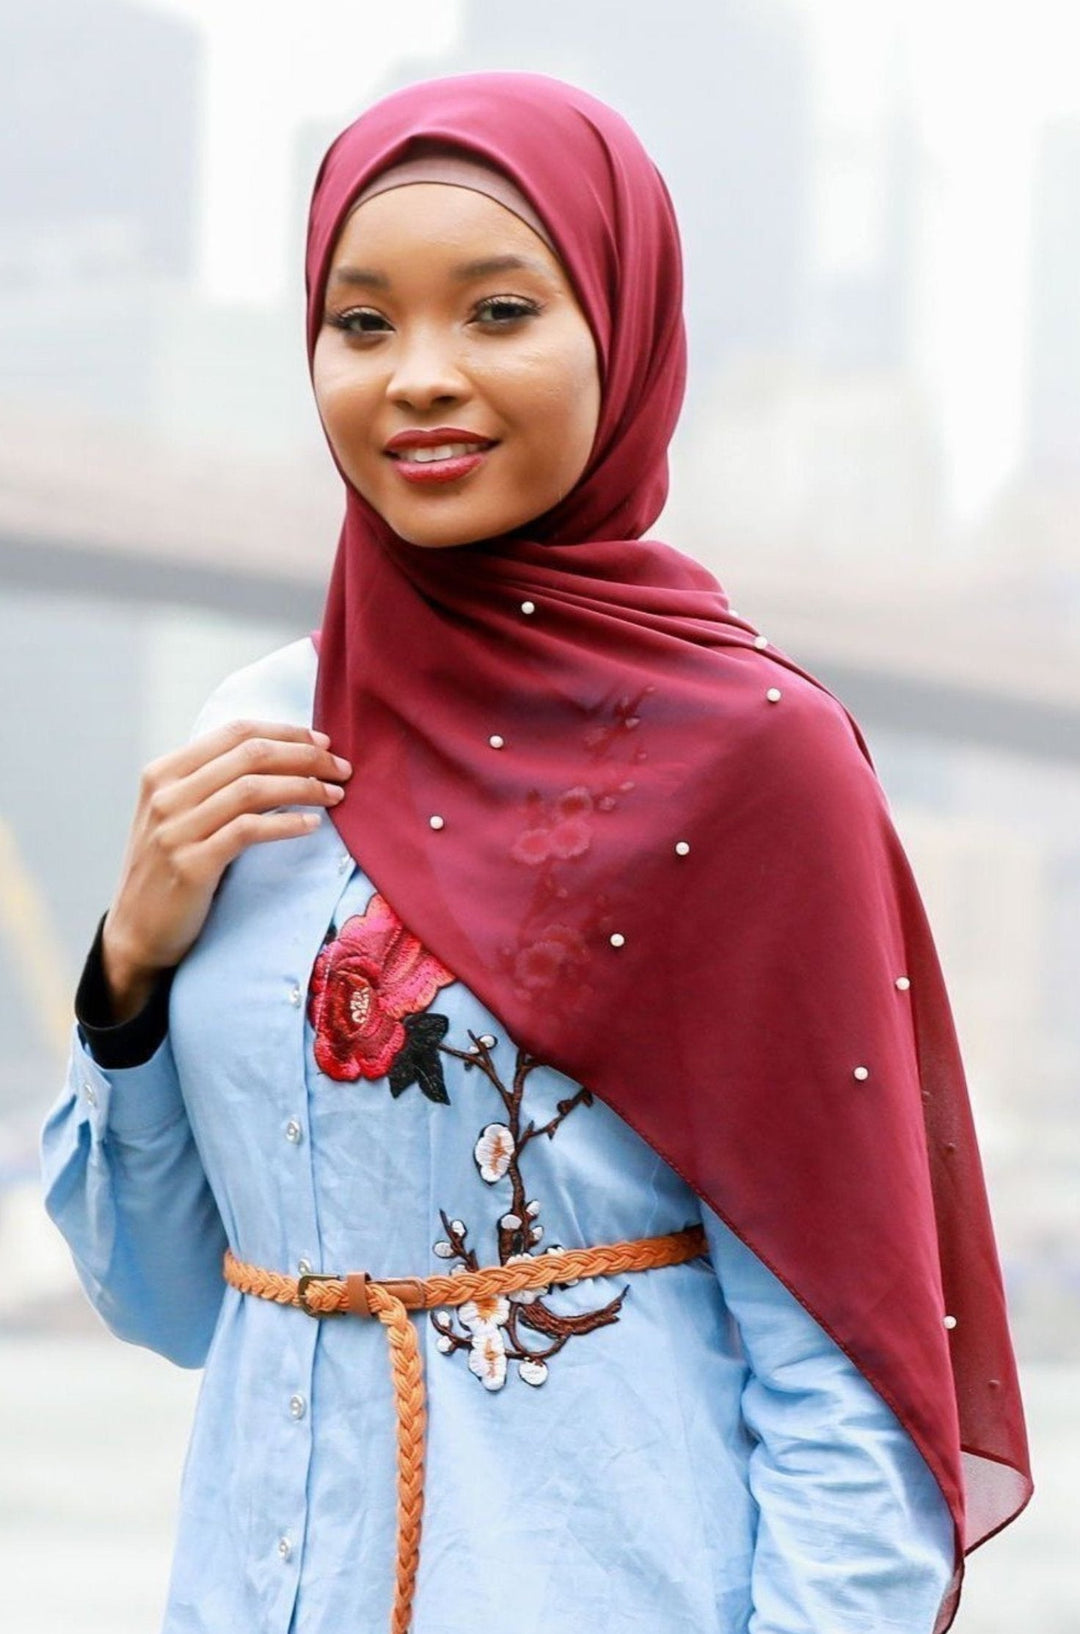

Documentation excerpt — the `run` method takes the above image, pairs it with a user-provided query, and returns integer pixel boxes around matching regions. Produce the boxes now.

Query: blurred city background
[0,0,1076,1627]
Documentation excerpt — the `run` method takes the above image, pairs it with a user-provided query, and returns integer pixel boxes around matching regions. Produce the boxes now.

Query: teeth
[396,442,486,463]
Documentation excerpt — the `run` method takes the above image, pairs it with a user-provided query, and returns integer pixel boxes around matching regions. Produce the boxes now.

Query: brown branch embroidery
[429,1031,626,1390]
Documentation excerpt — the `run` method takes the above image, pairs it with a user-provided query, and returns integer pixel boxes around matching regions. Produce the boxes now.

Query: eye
[473,295,543,326]
[324,295,542,338]
[327,306,392,336]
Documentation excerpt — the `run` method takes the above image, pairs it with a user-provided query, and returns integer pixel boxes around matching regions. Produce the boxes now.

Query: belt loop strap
[345,1272,372,1316]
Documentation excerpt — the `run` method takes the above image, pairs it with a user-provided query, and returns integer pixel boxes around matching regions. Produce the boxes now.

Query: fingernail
[311,730,331,745]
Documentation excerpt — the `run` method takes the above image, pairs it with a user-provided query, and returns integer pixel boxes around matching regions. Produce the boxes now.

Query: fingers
[141,719,338,792]
[163,771,347,849]
[107,721,351,984]
[141,724,352,825]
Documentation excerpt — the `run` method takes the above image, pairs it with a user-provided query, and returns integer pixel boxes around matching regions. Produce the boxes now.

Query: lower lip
[388,447,493,486]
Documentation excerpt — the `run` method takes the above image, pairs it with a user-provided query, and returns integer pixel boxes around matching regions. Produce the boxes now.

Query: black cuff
[75,911,176,1069]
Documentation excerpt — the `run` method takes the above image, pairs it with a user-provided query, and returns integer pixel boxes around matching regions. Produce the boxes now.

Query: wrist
[101,916,158,1024]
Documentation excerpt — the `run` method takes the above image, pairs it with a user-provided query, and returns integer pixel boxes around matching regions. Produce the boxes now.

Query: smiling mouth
[390,442,494,464]
[387,443,496,487]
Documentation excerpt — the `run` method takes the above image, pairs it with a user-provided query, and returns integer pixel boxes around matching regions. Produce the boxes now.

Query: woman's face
[312,182,602,548]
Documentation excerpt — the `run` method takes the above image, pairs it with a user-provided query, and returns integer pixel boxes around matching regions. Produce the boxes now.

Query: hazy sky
[144,0,1080,526]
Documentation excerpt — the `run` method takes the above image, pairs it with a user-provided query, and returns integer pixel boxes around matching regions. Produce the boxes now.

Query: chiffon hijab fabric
[304,71,1031,1627]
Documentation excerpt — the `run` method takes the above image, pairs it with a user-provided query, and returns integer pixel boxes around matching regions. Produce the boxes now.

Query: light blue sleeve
[702,1205,956,1634]
[39,1021,227,1368]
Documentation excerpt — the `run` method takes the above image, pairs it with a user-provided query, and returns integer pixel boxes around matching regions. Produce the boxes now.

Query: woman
[41,71,1030,1634]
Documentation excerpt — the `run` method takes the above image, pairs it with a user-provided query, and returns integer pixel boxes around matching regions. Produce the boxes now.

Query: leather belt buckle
[296,1271,425,1317]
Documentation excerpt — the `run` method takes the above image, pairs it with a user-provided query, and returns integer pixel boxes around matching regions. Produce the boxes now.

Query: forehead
[330,182,564,277]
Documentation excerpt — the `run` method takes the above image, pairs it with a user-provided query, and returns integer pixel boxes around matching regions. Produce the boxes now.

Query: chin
[384,501,537,551]
[391,520,490,551]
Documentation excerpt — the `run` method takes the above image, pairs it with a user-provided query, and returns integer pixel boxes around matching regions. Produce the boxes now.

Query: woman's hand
[100,721,353,1022]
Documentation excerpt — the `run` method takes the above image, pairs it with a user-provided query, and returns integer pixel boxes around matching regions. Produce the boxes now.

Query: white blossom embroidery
[474,1122,514,1183]
[459,1293,511,1335]
[468,1330,508,1391]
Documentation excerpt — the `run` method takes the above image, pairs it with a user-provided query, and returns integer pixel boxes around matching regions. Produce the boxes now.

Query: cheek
[536,336,601,480]
[573,345,603,445]
[312,349,376,448]
[506,332,599,449]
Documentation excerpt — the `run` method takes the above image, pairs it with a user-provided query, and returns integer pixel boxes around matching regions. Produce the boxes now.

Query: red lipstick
[384,427,498,487]
[384,427,496,453]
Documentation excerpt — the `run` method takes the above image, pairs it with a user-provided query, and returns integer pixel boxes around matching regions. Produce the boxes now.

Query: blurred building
[0,0,202,286]
[810,96,930,375]
[966,117,1080,608]
[0,0,204,429]
[1026,118,1080,479]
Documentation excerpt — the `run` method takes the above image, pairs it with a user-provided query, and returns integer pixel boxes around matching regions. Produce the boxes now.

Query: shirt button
[285,1118,303,1144]
[338,854,351,874]
[83,1082,98,1107]
[288,1393,307,1420]
[288,984,302,1007]
[297,1257,313,1276]
[277,1535,292,1561]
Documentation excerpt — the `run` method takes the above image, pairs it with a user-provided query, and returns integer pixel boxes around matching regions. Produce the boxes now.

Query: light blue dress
[40,637,955,1634]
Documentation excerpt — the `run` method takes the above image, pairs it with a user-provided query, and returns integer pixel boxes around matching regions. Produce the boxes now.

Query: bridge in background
[3,405,1078,763]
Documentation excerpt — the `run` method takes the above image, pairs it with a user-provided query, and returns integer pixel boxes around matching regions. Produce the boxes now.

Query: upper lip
[384,427,497,455]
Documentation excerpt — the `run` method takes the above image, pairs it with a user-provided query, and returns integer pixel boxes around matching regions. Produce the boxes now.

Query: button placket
[253,827,335,1602]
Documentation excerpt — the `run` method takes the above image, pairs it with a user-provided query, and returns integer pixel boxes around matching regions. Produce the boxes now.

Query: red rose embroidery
[308,893,456,1081]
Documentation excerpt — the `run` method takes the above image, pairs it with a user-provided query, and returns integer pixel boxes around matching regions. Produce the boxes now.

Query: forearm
[702,1205,955,1632]
[742,1352,955,1631]
[40,1020,227,1367]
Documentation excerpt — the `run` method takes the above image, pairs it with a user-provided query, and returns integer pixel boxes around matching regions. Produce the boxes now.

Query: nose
[386,323,469,411]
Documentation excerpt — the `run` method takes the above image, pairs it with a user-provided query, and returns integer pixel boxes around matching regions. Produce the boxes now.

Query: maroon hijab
[305,71,1030,1625]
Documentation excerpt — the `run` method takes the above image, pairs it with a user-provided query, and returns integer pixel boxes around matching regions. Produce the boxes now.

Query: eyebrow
[328,253,556,291]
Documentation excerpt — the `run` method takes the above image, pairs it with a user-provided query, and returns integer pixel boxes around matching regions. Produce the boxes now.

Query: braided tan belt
[223,1222,707,1633]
